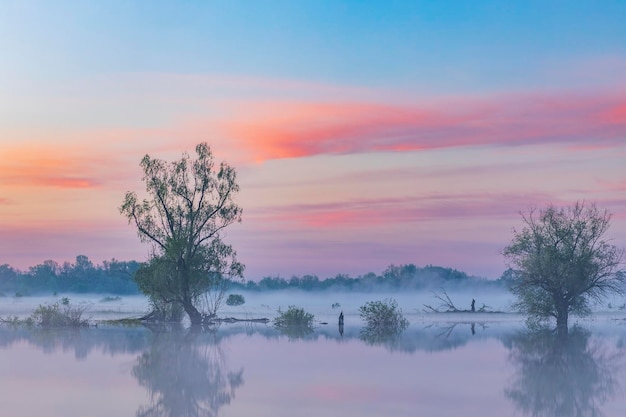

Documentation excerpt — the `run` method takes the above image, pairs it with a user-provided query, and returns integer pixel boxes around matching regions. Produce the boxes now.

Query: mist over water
[2,291,626,416]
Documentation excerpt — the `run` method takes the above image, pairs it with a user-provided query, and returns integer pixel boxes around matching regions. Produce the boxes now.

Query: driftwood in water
[133,311,269,325]
[423,289,496,313]
[209,317,270,324]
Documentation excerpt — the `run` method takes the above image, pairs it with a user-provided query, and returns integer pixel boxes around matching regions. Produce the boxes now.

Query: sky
[1,0,625,280]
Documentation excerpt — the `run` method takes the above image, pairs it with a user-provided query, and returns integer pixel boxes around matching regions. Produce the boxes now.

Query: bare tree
[503,201,624,329]
[120,142,243,326]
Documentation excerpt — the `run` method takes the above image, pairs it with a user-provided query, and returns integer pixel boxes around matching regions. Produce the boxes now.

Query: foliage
[0,257,140,295]
[503,202,625,328]
[273,306,315,328]
[232,264,500,292]
[359,298,409,333]
[1,299,90,328]
[0,315,29,327]
[226,293,245,306]
[1,260,509,296]
[30,300,90,327]
[120,142,244,325]
[100,295,122,302]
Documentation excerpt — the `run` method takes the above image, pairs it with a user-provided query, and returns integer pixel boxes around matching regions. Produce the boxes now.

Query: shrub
[273,305,314,328]
[226,294,245,306]
[359,298,409,333]
[31,300,90,327]
[100,296,122,303]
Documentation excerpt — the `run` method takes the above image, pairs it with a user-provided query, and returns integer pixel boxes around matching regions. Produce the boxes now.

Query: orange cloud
[0,146,106,189]
[219,92,626,162]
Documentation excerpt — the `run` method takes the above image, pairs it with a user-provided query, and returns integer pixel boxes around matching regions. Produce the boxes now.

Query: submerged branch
[423,289,501,313]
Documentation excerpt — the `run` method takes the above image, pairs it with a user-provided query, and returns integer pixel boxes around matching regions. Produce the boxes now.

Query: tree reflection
[279,325,315,340]
[359,326,404,349]
[505,327,622,417]
[132,329,244,417]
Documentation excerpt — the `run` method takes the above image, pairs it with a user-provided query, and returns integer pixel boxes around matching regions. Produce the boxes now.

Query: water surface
[3,291,626,416]
[2,316,626,417]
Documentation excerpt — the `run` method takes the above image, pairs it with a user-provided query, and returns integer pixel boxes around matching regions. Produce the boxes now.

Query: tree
[120,142,244,326]
[503,202,624,329]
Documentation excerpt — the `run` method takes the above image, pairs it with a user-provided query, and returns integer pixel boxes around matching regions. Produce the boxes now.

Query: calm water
[2,292,626,416]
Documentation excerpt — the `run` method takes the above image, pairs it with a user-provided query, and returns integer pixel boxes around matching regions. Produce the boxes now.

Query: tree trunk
[556,303,569,331]
[182,299,202,326]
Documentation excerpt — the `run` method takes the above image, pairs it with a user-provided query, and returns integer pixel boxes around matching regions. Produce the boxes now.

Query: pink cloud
[219,92,626,161]
[0,222,144,271]
[603,103,626,124]
[247,192,557,229]
[596,178,626,193]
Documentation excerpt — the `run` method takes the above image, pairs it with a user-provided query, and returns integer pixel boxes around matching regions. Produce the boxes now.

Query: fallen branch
[423,289,463,313]
[423,289,499,313]
[210,317,270,324]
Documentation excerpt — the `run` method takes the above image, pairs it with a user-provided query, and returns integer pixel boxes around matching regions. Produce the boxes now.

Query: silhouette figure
[471,299,476,312]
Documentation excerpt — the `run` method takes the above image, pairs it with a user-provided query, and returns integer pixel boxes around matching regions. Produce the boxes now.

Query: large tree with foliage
[503,201,624,329]
[120,142,243,326]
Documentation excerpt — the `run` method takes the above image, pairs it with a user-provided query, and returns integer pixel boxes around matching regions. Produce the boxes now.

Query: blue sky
[1,1,625,279]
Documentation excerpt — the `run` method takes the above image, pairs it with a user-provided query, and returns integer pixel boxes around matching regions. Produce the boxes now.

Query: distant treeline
[0,256,140,296]
[0,256,507,296]
[232,264,507,292]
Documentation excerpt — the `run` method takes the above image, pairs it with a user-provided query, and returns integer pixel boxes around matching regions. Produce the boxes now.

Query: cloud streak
[0,142,134,189]
[247,192,558,228]
[221,92,626,161]
[0,160,103,189]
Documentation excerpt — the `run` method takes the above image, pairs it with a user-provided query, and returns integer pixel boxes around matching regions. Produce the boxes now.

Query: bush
[31,300,90,327]
[100,295,122,302]
[273,305,315,328]
[226,294,245,306]
[359,298,409,333]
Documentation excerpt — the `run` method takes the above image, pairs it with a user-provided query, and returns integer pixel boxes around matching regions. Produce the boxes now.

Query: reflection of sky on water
[0,340,142,416]
[0,321,625,417]
[224,334,511,417]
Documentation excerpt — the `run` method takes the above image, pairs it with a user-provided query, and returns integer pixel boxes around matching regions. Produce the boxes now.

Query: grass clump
[31,299,90,327]
[273,305,315,328]
[100,295,122,302]
[101,317,143,327]
[359,298,409,334]
[226,294,245,306]
[2,299,90,328]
